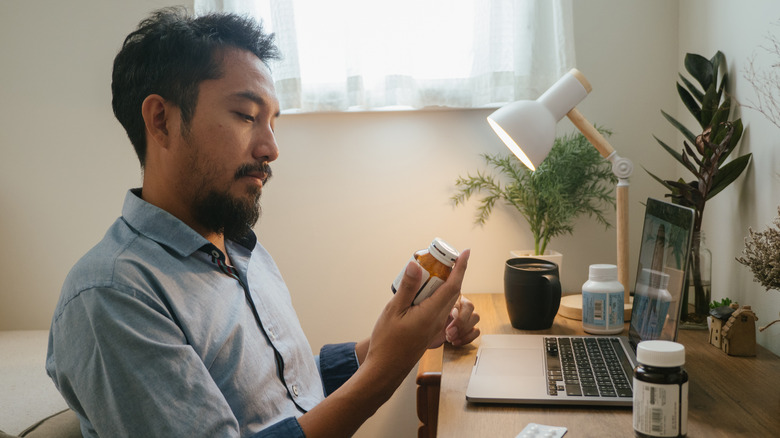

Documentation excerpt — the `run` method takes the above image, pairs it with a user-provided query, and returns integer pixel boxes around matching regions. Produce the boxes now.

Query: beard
[191,162,272,242]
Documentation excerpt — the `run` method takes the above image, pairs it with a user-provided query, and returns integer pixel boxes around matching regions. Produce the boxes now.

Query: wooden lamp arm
[616,182,630,300]
[567,108,614,159]
[567,107,633,301]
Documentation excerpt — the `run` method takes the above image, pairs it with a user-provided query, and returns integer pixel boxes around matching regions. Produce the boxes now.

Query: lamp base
[558,294,633,322]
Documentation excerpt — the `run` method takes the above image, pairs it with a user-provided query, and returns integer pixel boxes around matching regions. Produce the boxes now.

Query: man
[46,7,479,438]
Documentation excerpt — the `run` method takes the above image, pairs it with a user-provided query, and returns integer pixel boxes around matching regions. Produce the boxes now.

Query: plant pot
[509,250,563,277]
[680,232,711,330]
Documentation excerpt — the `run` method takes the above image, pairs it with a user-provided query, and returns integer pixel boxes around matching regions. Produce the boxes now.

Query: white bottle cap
[429,238,459,267]
[637,340,685,367]
[589,264,617,282]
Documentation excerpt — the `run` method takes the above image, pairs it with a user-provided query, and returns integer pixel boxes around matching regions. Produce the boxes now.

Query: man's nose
[252,125,279,163]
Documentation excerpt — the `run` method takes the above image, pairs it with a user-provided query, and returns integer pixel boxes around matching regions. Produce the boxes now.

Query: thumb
[393,260,423,307]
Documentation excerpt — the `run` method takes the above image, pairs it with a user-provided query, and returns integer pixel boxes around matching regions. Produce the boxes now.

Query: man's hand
[363,249,471,384]
[298,250,471,437]
[429,295,481,349]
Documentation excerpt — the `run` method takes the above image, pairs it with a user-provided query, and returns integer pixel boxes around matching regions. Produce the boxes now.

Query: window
[196,0,575,112]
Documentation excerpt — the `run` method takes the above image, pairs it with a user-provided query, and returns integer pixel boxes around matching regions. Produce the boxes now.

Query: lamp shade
[487,69,591,170]
[487,100,555,170]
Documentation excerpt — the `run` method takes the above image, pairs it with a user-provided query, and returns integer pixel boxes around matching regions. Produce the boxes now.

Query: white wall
[0,0,182,328]
[2,1,777,437]
[677,0,780,356]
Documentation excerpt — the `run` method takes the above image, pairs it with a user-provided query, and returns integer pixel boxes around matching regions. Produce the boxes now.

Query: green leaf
[700,83,720,128]
[679,75,704,103]
[661,110,697,144]
[713,51,728,102]
[677,83,702,122]
[681,152,701,178]
[721,119,744,164]
[666,179,701,208]
[685,53,714,90]
[710,119,743,166]
[709,122,731,146]
[653,135,685,164]
[719,71,729,98]
[644,167,678,192]
[710,297,732,309]
[708,153,752,199]
[711,51,726,78]
[709,102,730,129]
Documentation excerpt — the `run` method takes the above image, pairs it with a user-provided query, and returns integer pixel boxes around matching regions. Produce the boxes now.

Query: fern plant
[452,130,617,255]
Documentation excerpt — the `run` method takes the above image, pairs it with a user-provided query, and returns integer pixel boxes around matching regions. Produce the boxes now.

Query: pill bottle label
[632,379,688,437]
[583,290,623,330]
[392,258,445,305]
[415,275,444,304]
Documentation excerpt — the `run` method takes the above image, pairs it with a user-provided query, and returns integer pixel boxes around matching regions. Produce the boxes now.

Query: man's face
[173,48,280,241]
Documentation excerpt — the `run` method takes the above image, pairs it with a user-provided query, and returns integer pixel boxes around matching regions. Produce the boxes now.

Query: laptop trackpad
[477,347,543,377]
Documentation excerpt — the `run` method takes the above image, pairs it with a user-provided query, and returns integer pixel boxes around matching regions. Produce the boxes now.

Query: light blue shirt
[46,189,358,437]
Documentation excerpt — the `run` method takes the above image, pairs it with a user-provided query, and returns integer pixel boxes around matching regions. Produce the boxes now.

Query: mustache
[234,162,273,185]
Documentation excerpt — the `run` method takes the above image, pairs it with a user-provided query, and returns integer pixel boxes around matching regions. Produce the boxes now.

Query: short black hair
[111,7,280,167]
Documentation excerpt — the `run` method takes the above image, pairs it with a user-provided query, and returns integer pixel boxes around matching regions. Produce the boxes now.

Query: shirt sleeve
[318,342,359,396]
[47,286,243,437]
[250,417,305,437]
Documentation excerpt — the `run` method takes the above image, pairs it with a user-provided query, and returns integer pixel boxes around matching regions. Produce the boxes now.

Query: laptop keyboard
[544,337,633,398]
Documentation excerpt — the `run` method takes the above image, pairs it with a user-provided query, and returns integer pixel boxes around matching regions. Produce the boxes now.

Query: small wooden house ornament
[708,303,757,357]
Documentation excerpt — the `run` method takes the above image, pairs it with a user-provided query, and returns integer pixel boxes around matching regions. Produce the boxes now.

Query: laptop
[465,198,695,406]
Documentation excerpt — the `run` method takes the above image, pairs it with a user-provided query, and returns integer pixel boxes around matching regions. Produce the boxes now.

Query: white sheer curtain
[195,0,575,112]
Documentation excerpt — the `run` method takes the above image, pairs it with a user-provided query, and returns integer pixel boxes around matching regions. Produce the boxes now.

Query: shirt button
[211,250,220,258]
[267,328,275,340]
[292,385,299,397]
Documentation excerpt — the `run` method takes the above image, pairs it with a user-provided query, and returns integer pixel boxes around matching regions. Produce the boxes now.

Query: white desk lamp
[487,69,633,320]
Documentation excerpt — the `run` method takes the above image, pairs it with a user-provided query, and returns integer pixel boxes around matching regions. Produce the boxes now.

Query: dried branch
[743,21,780,129]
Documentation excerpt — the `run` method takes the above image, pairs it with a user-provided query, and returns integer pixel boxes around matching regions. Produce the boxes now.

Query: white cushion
[0,331,69,435]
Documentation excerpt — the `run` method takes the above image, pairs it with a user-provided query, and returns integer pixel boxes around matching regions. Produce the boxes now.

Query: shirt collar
[121,189,257,257]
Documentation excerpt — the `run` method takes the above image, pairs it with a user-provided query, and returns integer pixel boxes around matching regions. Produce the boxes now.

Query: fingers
[392,260,423,308]
[445,296,481,346]
[448,249,470,287]
[447,321,481,346]
[451,326,481,346]
[422,249,471,312]
[445,307,459,343]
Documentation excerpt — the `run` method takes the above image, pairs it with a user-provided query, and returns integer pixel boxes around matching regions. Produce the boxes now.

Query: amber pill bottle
[391,238,459,305]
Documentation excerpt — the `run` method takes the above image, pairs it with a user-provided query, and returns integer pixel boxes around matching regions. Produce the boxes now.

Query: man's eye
[237,112,255,123]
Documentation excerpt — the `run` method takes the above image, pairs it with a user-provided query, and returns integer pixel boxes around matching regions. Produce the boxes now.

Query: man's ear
[141,94,172,149]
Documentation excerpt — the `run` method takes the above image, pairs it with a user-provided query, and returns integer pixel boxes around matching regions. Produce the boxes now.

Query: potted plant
[452,129,617,270]
[646,51,752,328]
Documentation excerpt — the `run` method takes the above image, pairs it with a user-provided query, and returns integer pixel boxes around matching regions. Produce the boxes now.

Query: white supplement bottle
[582,264,624,334]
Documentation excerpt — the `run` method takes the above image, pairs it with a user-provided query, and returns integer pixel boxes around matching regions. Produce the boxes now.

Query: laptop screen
[628,198,695,348]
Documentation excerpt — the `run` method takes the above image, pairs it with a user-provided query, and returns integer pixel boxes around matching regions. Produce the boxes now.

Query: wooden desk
[418,293,780,437]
